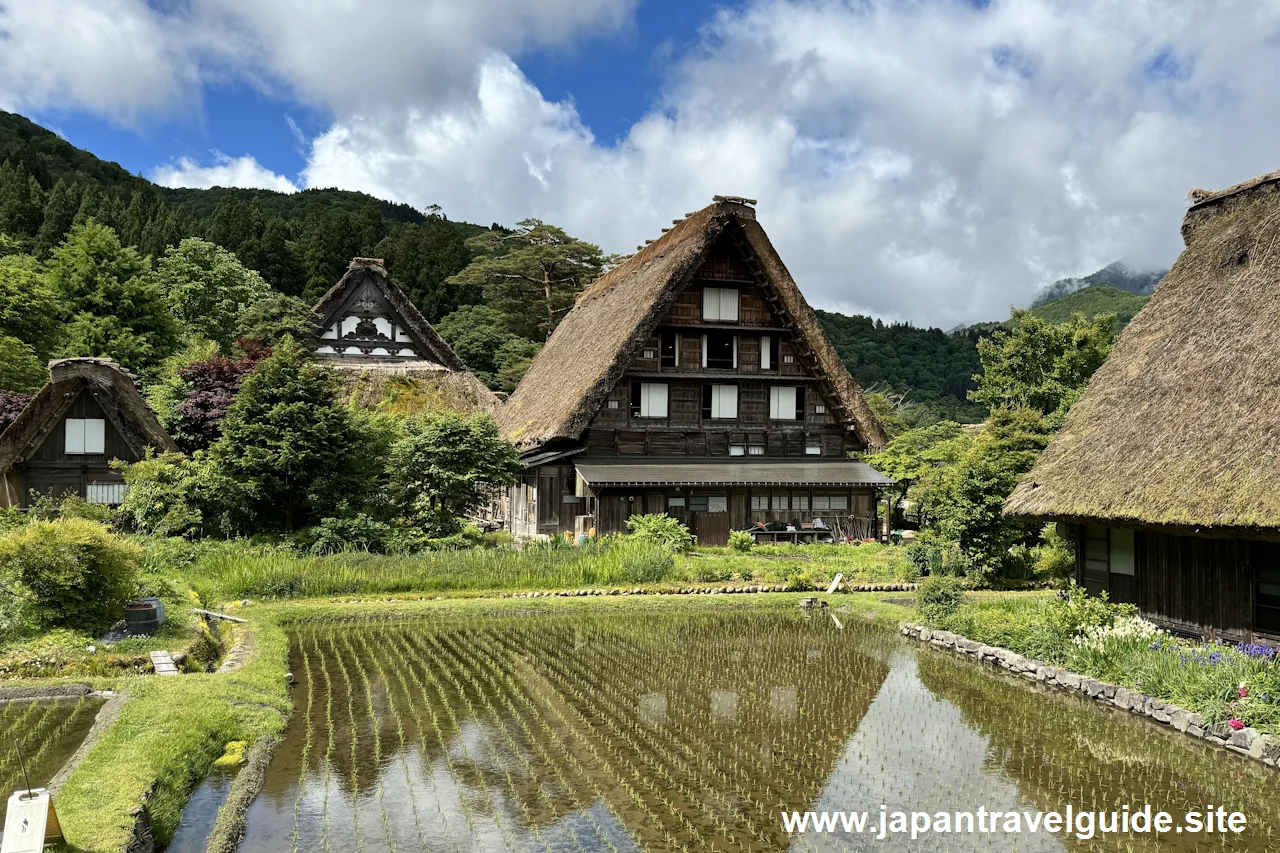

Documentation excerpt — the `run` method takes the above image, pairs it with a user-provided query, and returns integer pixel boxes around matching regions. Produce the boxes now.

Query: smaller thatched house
[1005,168,1280,643]
[0,358,177,507]
[495,196,891,544]
[312,257,498,414]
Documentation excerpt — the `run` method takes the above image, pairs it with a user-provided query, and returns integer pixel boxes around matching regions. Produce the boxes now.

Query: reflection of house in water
[246,613,891,853]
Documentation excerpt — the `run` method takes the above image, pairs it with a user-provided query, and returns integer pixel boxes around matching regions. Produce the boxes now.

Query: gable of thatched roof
[1005,169,1280,536]
[313,258,468,372]
[0,358,177,470]
[498,197,887,450]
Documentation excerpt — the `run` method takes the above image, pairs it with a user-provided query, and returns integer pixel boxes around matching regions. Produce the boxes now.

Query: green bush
[615,538,674,583]
[626,513,695,551]
[1031,523,1075,584]
[728,530,754,553]
[0,518,141,632]
[916,575,966,622]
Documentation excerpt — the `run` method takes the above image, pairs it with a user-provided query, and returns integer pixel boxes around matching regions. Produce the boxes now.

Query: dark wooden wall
[1075,525,1274,643]
[18,390,138,506]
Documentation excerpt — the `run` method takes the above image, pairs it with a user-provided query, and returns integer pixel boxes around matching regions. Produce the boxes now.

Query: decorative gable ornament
[311,258,467,370]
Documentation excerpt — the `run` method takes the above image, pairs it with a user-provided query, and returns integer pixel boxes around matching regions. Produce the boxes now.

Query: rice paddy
[0,694,104,825]
[239,608,1280,852]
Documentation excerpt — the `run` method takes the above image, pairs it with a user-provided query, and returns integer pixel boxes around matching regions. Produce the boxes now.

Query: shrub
[0,518,140,632]
[55,493,115,524]
[728,530,754,553]
[916,575,966,622]
[1031,522,1075,584]
[626,513,694,551]
[615,538,674,583]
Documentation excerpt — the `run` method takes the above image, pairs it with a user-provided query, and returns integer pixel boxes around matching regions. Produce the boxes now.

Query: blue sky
[4,0,1280,327]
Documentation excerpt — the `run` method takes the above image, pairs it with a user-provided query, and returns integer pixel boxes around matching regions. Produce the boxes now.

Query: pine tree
[35,179,80,257]
[253,217,306,295]
[0,161,45,238]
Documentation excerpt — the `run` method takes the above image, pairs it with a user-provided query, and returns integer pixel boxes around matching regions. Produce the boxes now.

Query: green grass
[184,538,917,603]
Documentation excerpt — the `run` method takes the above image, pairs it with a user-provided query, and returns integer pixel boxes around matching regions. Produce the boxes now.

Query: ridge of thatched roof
[312,257,468,372]
[1005,169,1280,537]
[0,358,177,470]
[332,362,500,415]
[498,198,887,450]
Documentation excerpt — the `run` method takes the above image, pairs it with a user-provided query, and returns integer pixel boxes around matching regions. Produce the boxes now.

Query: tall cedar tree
[207,336,374,532]
[375,210,473,321]
[0,161,45,238]
[47,220,179,374]
[448,219,608,341]
[388,412,523,534]
[34,179,80,256]
[156,237,271,353]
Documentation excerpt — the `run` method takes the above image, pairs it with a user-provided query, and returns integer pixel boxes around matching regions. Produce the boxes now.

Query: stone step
[149,650,179,676]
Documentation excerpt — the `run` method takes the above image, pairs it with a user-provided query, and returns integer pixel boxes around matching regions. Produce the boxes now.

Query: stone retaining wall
[900,623,1280,770]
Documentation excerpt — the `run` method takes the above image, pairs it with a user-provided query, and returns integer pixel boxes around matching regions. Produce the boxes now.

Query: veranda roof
[574,459,893,488]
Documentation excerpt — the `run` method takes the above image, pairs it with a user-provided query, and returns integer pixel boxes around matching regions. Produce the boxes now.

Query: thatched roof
[0,358,177,470]
[1005,168,1280,537]
[498,197,887,450]
[333,362,500,416]
[312,258,468,371]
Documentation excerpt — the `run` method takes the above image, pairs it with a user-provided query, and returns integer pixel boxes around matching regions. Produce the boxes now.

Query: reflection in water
[237,610,1280,852]
[0,695,103,827]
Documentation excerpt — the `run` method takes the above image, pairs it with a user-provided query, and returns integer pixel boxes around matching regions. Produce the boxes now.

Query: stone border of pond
[497,582,919,598]
[900,623,1280,770]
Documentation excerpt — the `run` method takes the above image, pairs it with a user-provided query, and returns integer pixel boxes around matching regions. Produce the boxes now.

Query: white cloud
[10,0,1280,325]
[152,153,299,193]
[0,0,199,124]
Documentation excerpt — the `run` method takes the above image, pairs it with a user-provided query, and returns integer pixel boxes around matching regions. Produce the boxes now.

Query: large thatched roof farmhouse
[313,257,499,414]
[1005,169,1280,643]
[496,196,891,544]
[0,358,178,508]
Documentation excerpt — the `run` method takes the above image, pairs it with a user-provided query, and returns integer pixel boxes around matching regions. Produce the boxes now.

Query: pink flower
[1239,687,1249,698]
[1228,719,1245,731]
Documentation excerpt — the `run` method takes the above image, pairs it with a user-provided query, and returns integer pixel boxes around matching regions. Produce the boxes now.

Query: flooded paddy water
[0,694,104,826]
[239,608,1280,852]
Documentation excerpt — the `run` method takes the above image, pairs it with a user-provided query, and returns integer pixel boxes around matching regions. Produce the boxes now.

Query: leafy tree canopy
[0,335,46,393]
[969,309,1114,417]
[0,254,59,359]
[157,237,271,353]
[206,336,376,532]
[388,412,523,534]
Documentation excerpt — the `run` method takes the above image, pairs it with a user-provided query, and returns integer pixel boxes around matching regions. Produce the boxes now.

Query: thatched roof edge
[498,199,887,449]
[312,258,468,372]
[0,358,177,470]
[1005,167,1280,532]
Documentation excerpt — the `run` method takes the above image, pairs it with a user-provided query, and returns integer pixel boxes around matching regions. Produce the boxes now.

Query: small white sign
[826,573,844,594]
[2,789,62,853]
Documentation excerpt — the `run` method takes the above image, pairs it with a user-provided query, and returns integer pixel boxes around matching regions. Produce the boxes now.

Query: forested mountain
[1030,284,1149,328]
[1031,260,1165,307]
[0,109,1140,424]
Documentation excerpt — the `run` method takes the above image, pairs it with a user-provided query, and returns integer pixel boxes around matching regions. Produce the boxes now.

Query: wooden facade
[0,358,178,508]
[1073,524,1280,644]
[495,200,891,546]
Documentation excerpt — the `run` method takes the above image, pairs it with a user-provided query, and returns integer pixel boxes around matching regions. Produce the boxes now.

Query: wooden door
[691,512,731,547]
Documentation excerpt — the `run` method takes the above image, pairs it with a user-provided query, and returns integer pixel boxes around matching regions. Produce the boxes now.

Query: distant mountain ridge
[1031,261,1166,308]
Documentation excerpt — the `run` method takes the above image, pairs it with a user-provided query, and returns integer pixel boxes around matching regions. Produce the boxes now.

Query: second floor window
[661,330,679,368]
[702,384,738,419]
[760,335,779,370]
[703,332,737,369]
[630,382,668,418]
[702,287,739,322]
[65,418,106,454]
[769,386,806,420]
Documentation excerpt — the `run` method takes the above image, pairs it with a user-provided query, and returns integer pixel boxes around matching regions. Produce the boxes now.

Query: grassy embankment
[916,589,1280,734]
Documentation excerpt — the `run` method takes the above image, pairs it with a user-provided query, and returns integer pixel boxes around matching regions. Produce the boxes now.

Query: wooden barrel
[124,600,162,635]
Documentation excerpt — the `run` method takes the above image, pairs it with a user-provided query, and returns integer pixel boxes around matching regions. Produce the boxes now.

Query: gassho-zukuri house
[1005,168,1280,644]
[312,257,499,414]
[0,358,178,508]
[495,195,892,546]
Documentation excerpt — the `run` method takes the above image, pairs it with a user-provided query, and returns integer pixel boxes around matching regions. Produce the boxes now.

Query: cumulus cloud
[10,0,1280,325]
[0,0,635,122]
[152,153,299,193]
[302,0,1280,325]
